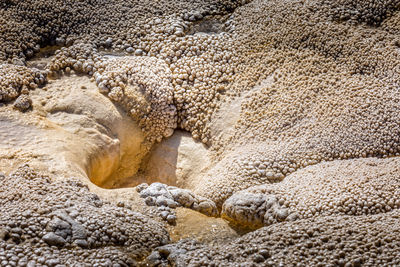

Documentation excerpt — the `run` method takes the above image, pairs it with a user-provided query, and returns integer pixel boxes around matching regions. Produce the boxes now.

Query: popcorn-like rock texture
[222,157,400,229]
[0,64,46,103]
[95,56,177,144]
[0,0,240,143]
[153,210,400,266]
[0,166,169,265]
[1,0,400,265]
[13,94,32,112]
[194,0,400,206]
[222,192,292,229]
[48,45,177,146]
[137,183,218,224]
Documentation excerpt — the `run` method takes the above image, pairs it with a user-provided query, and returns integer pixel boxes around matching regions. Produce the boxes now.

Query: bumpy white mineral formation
[1,0,400,266]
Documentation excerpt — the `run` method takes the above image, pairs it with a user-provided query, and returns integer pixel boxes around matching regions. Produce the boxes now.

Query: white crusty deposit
[1,0,400,266]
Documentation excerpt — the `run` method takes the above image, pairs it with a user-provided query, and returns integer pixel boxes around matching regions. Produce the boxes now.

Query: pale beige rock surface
[143,130,211,190]
[1,0,400,266]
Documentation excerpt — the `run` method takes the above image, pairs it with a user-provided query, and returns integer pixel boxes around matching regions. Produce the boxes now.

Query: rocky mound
[0,166,168,266]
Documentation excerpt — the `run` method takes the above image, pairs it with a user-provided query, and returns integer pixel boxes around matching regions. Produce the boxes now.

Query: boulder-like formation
[137,182,218,224]
[222,157,400,229]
